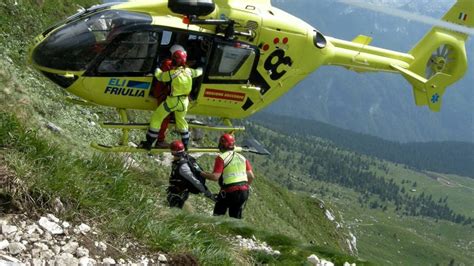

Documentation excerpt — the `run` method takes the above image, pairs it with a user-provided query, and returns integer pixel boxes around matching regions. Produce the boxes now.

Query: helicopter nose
[31,22,99,73]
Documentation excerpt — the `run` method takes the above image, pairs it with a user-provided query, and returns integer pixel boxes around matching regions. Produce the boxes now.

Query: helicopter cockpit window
[32,10,152,71]
[97,31,158,74]
[207,43,257,81]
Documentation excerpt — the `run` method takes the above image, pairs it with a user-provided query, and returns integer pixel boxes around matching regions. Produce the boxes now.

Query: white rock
[325,210,335,221]
[78,223,91,234]
[96,241,107,252]
[118,258,126,264]
[0,219,7,226]
[40,250,55,259]
[62,241,79,254]
[102,257,116,265]
[52,245,61,255]
[2,224,18,235]
[307,254,320,265]
[26,224,41,234]
[56,252,74,260]
[31,248,42,257]
[343,262,351,266]
[320,259,334,266]
[0,253,21,262]
[33,242,49,251]
[0,240,9,250]
[158,254,167,262]
[46,122,62,133]
[28,233,40,242]
[43,232,52,241]
[8,242,26,255]
[38,217,63,235]
[274,250,281,256]
[79,257,96,266]
[31,258,44,266]
[62,221,71,229]
[76,246,89,257]
[46,214,60,223]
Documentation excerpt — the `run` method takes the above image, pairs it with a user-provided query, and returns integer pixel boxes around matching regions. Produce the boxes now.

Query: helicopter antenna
[338,0,474,35]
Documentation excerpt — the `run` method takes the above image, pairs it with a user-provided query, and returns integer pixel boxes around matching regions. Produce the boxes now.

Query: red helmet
[170,140,185,155]
[219,134,235,150]
[172,50,187,66]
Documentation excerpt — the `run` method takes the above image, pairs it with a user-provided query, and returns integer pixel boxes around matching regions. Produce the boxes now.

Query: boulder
[33,242,49,251]
[158,254,167,262]
[79,257,96,266]
[46,214,60,223]
[320,259,334,266]
[8,242,26,255]
[102,257,116,265]
[1,224,18,235]
[307,254,320,265]
[38,217,63,235]
[61,241,79,254]
[76,246,89,257]
[0,240,9,250]
[76,223,91,234]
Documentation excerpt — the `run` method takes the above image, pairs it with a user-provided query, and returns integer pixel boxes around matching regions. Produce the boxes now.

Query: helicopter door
[206,41,258,82]
[82,30,160,109]
[191,40,259,115]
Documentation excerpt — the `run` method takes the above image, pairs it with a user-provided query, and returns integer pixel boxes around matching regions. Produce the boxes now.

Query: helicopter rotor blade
[337,0,474,36]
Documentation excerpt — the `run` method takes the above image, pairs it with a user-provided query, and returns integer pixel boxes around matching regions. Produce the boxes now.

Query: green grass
[385,163,474,217]
[313,182,474,265]
[1,111,361,264]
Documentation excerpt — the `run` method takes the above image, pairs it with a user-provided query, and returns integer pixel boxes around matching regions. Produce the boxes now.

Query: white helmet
[170,44,186,55]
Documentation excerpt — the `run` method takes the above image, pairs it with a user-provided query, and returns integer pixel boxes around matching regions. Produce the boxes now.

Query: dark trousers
[213,190,249,219]
[167,187,189,209]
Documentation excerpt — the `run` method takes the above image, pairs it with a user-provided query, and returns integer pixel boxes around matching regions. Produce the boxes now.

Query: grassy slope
[243,123,474,265]
[0,0,356,264]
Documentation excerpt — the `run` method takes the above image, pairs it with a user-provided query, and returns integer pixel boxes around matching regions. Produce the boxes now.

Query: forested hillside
[241,120,474,264]
[243,119,473,225]
[252,113,474,178]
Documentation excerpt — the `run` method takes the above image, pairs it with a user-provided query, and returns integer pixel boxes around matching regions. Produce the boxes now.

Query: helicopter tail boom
[324,0,471,112]
[400,0,472,112]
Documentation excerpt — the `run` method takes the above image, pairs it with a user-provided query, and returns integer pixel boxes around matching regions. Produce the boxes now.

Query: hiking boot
[155,141,170,148]
[138,140,153,150]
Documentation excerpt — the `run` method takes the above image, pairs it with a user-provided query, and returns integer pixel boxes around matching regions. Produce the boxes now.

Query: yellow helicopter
[29,0,473,154]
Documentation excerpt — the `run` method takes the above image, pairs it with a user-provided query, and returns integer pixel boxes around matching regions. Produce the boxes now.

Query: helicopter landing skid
[100,120,245,132]
[91,108,253,154]
[90,143,268,155]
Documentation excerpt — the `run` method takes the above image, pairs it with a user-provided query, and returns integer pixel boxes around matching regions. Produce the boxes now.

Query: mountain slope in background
[268,0,473,142]
[252,112,474,178]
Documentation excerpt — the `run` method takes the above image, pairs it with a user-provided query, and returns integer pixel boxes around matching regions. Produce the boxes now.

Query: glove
[205,191,217,202]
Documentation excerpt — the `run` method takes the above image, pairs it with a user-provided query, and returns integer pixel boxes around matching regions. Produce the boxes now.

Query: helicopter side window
[161,31,172,46]
[97,31,158,74]
[207,42,257,82]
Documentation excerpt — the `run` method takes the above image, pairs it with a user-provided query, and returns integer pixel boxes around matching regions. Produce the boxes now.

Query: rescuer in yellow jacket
[140,50,203,150]
[201,134,255,219]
